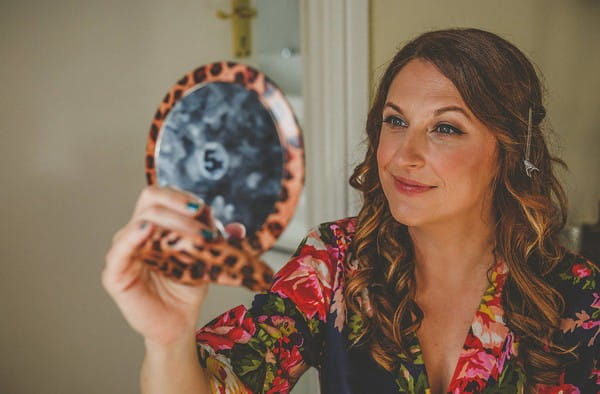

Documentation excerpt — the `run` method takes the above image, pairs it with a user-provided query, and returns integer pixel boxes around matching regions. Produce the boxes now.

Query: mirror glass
[155,81,284,235]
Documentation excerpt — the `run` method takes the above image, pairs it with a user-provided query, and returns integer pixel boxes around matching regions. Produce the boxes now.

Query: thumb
[224,222,246,240]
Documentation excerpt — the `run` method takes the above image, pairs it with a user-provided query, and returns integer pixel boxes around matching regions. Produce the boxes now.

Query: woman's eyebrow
[384,102,472,121]
[384,102,404,115]
[434,105,472,120]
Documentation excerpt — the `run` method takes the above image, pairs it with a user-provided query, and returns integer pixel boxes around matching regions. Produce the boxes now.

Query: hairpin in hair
[523,107,540,177]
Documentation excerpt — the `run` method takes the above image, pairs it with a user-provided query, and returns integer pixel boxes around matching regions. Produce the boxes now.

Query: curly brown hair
[345,28,575,389]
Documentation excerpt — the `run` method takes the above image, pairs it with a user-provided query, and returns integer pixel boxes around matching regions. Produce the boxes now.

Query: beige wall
[370,0,600,225]
[0,1,321,392]
[0,1,262,393]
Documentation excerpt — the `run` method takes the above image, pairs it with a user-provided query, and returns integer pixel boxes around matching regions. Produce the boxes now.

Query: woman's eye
[435,123,464,136]
[383,115,406,128]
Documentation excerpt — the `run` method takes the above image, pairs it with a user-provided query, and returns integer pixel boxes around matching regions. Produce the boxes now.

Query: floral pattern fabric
[196,218,600,393]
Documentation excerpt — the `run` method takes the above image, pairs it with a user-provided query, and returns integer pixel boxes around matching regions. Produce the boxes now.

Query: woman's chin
[389,210,426,228]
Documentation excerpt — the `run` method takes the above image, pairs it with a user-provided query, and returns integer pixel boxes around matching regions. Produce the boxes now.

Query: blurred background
[1,0,598,393]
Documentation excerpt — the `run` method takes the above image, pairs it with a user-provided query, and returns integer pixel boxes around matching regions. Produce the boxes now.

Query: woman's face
[377,59,498,229]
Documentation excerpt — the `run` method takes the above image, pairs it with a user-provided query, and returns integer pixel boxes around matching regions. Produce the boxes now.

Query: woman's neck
[408,217,496,291]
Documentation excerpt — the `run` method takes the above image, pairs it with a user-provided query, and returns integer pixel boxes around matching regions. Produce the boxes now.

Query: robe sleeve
[195,226,338,393]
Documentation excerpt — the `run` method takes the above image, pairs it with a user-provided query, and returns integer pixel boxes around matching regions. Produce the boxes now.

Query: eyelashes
[382,115,465,136]
[382,115,407,128]
[435,123,464,136]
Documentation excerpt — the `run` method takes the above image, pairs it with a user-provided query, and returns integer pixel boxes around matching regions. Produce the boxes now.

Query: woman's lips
[393,176,436,195]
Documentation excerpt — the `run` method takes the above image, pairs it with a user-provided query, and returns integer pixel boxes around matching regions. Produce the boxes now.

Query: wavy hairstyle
[345,28,573,388]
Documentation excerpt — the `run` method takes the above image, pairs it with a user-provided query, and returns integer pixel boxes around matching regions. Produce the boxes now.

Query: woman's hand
[101,185,243,346]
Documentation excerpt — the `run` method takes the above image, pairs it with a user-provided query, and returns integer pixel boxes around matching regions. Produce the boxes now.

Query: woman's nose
[394,129,426,168]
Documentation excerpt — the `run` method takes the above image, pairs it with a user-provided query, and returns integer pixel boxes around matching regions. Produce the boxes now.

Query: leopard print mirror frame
[135,62,304,292]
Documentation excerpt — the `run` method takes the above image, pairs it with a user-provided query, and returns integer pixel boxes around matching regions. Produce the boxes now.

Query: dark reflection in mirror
[156,82,283,234]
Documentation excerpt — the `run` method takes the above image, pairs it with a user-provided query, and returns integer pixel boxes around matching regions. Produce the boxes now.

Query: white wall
[370,0,600,226]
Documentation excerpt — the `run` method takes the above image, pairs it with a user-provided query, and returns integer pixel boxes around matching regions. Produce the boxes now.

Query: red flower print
[581,319,600,330]
[471,313,509,352]
[571,263,592,278]
[593,368,600,385]
[536,383,581,393]
[267,375,290,394]
[463,330,484,350]
[537,372,581,394]
[326,220,354,260]
[450,348,497,392]
[327,244,344,261]
[496,332,516,373]
[196,305,256,351]
[271,244,333,320]
[278,345,306,377]
[335,218,356,233]
[270,315,297,336]
[591,292,600,309]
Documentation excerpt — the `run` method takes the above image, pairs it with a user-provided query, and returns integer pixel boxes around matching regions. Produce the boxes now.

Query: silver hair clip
[523,107,540,177]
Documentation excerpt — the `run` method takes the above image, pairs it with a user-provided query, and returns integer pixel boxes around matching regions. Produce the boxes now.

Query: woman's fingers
[132,186,220,232]
[224,222,246,239]
[135,204,214,238]
[103,220,155,295]
[133,186,205,219]
[110,186,261,293]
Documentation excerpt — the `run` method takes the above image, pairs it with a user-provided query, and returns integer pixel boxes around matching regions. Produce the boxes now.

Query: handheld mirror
[136,62,304,291]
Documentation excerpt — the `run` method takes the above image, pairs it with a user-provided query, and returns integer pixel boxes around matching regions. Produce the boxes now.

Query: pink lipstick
[393,176,436,195]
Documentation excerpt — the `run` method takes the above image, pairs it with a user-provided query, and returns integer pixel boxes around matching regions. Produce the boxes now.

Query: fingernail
[214,219,226,238]
[186,201,200,213]
[200,229,215,241]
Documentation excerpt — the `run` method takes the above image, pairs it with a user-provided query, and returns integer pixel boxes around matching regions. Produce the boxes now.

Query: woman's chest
[415,290,489,392]
[416,313,478,393]
[323,318,517,394]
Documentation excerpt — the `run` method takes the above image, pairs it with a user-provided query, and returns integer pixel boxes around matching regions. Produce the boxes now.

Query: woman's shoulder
[306,217,358,248]
[286,217,358,261]
[552,252,599,352]
[268,218,357,320]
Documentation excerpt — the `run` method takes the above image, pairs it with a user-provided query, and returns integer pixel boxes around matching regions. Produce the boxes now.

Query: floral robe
[196,218,600,393]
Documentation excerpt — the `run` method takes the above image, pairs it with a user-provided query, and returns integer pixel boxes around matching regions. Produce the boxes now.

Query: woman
[103,28,599,393]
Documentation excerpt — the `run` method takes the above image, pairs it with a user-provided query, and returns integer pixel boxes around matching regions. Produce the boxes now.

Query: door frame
[301,0,370,226]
